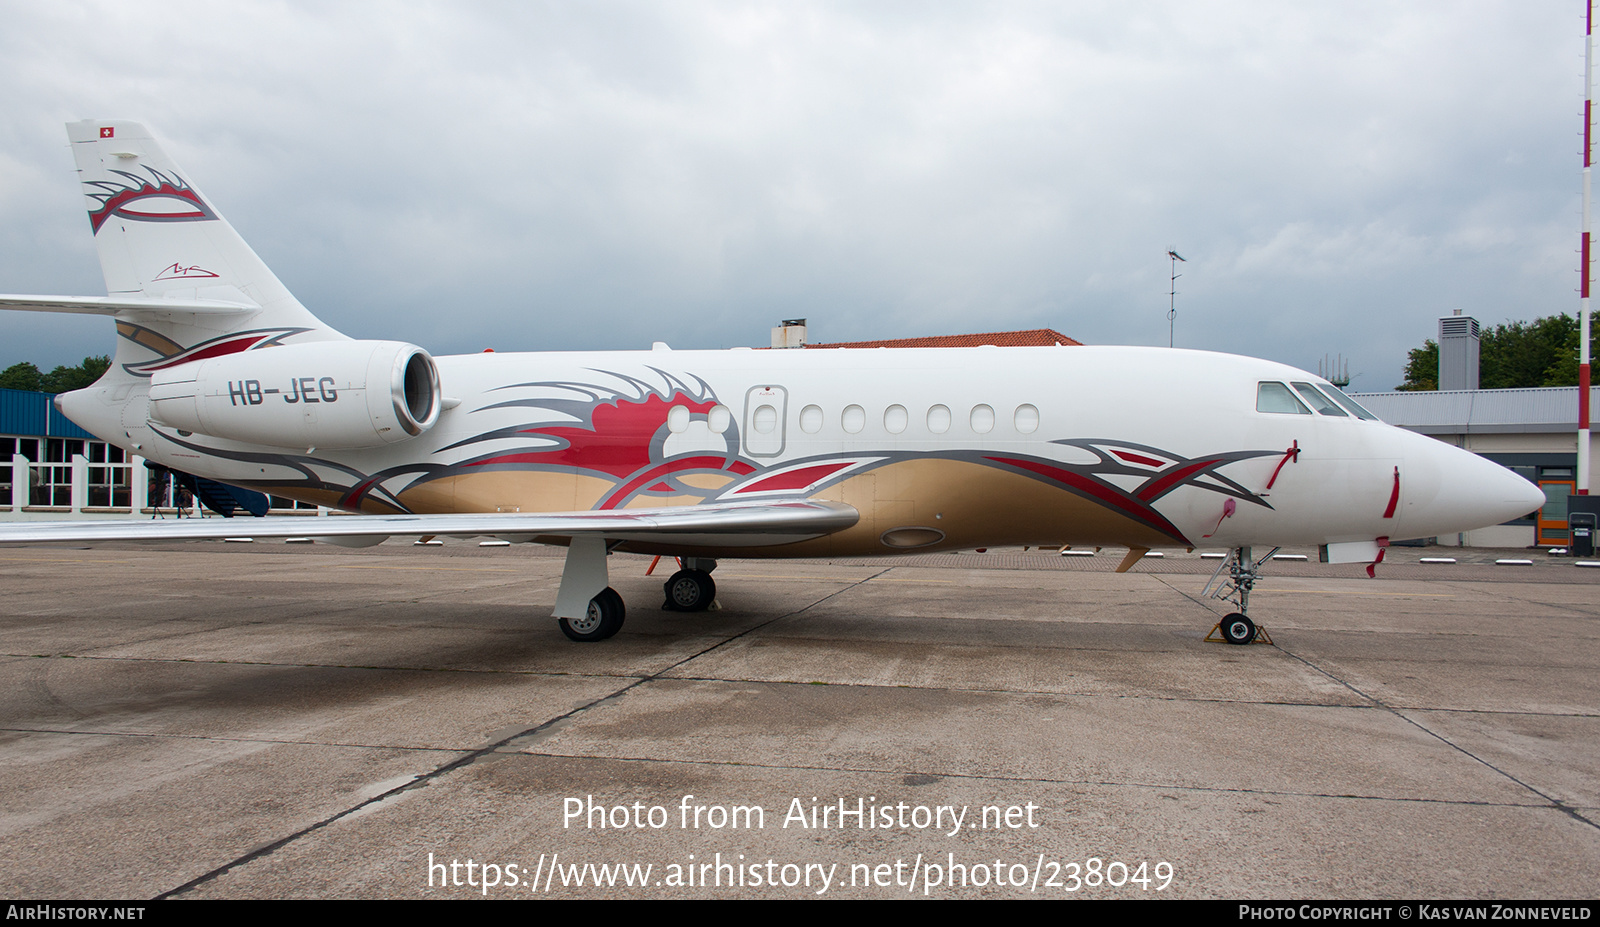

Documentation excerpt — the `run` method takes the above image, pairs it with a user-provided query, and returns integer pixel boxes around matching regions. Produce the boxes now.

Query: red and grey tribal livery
[0,121,1544,644]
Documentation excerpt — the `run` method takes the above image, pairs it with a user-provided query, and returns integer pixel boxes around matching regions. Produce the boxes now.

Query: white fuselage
[61,342,1541,558]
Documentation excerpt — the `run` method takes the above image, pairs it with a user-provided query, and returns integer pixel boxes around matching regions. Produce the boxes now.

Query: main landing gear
[559,587,625,642]
[662,558,717,613]
[552,537,626,644]
[1201,546,1276,646]
[552,542,720,642]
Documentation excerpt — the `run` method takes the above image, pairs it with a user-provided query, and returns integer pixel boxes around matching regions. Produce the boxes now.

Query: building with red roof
[805,328,1081,349]
[768,318,1081,349]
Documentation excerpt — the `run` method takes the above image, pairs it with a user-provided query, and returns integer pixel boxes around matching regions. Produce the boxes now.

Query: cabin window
[884,404,908,434]
[927,404,951,434]
[971,404,995,434]
[707,404,732,433]
[842,404,866,434]
[799,404,824,434]
[667,405,690,433]
[1291,382,1349,416]
[1014,404,1039,434]
[1257,381,1310,414]
[752,404,778,434]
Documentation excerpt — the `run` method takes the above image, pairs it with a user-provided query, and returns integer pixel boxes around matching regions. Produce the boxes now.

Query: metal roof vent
[1439,312,1481,391]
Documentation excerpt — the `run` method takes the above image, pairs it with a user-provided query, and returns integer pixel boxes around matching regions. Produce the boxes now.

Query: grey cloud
[0,1,1582,391]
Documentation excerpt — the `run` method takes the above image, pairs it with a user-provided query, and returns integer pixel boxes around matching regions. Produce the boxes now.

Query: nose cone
[1394,432,1545,538]
[1450,451,1546,528]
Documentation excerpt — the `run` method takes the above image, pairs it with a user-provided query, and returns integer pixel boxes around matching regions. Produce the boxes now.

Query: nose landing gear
[1218,612,1258,646]
[1202,546,1276,645]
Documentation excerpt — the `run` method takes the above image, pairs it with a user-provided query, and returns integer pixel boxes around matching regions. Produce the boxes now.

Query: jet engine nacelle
[148,341,441,448]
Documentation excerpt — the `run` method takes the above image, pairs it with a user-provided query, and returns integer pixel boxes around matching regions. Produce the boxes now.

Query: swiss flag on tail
[99,127,114,138]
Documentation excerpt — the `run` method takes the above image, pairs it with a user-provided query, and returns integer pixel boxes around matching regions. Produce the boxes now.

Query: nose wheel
[1218,613,1257,645]
[1202,547,1274,645]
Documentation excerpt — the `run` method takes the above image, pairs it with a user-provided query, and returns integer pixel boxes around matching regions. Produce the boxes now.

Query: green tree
[1396,314,1600,390]
[0,356,111,393]
[1480,316,1572,389]
[38,355,110,393]
[1395,341,1438,391]
[0,362,43,391]
[1535,313,1600,386]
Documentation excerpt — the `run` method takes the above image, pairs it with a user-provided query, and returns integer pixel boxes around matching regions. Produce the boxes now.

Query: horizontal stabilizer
[0,500,859,548]
[0,294,258,316]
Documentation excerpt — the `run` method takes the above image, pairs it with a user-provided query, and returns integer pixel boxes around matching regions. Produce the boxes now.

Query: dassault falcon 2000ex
[0,121,1545,644]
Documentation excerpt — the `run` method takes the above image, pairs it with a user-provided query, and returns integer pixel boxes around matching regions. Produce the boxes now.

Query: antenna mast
[1167,250,1186,348]
[1583,0,1594,494]
[1319,354,1352,388]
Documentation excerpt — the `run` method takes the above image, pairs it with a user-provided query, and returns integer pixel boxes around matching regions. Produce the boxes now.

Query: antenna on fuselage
[1167,250,1186,348]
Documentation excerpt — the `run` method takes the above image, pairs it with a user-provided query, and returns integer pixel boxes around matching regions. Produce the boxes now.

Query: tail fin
[62,120,343,374]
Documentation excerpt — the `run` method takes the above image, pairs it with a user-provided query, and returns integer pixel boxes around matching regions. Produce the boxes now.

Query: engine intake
[148,340,442,448]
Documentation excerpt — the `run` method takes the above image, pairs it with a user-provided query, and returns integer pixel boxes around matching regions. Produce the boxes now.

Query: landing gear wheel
[594,587,625,638]
[559,587,626,642]
[663,570,715,612]
[1221,613,1257,646]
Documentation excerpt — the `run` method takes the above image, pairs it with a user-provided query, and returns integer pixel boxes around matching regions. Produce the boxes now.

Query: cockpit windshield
[1321,385,1380,420]
[1257,381,1310,414]
[1258,380,1379,421]
[1291,382,1348,416]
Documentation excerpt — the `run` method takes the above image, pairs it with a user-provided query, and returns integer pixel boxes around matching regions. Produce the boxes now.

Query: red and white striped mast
[1582,0,1594,494]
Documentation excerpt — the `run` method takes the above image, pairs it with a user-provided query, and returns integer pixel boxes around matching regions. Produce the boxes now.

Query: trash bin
[1570,511,1596,558]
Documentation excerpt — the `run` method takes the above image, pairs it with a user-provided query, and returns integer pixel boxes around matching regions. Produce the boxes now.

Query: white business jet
[0,122,1545,644]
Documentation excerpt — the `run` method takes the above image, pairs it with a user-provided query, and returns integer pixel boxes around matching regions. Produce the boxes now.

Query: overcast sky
[0,1,1586,392]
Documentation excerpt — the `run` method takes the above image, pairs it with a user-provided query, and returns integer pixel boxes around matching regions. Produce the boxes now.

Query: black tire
[1221,613,1257,646]
[595,587,626,639]
[663,569,715,612]
[559,587,626,642]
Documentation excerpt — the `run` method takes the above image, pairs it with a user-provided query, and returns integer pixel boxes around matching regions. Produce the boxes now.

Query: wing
[0,499,859,549]
[0,294,258,317]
